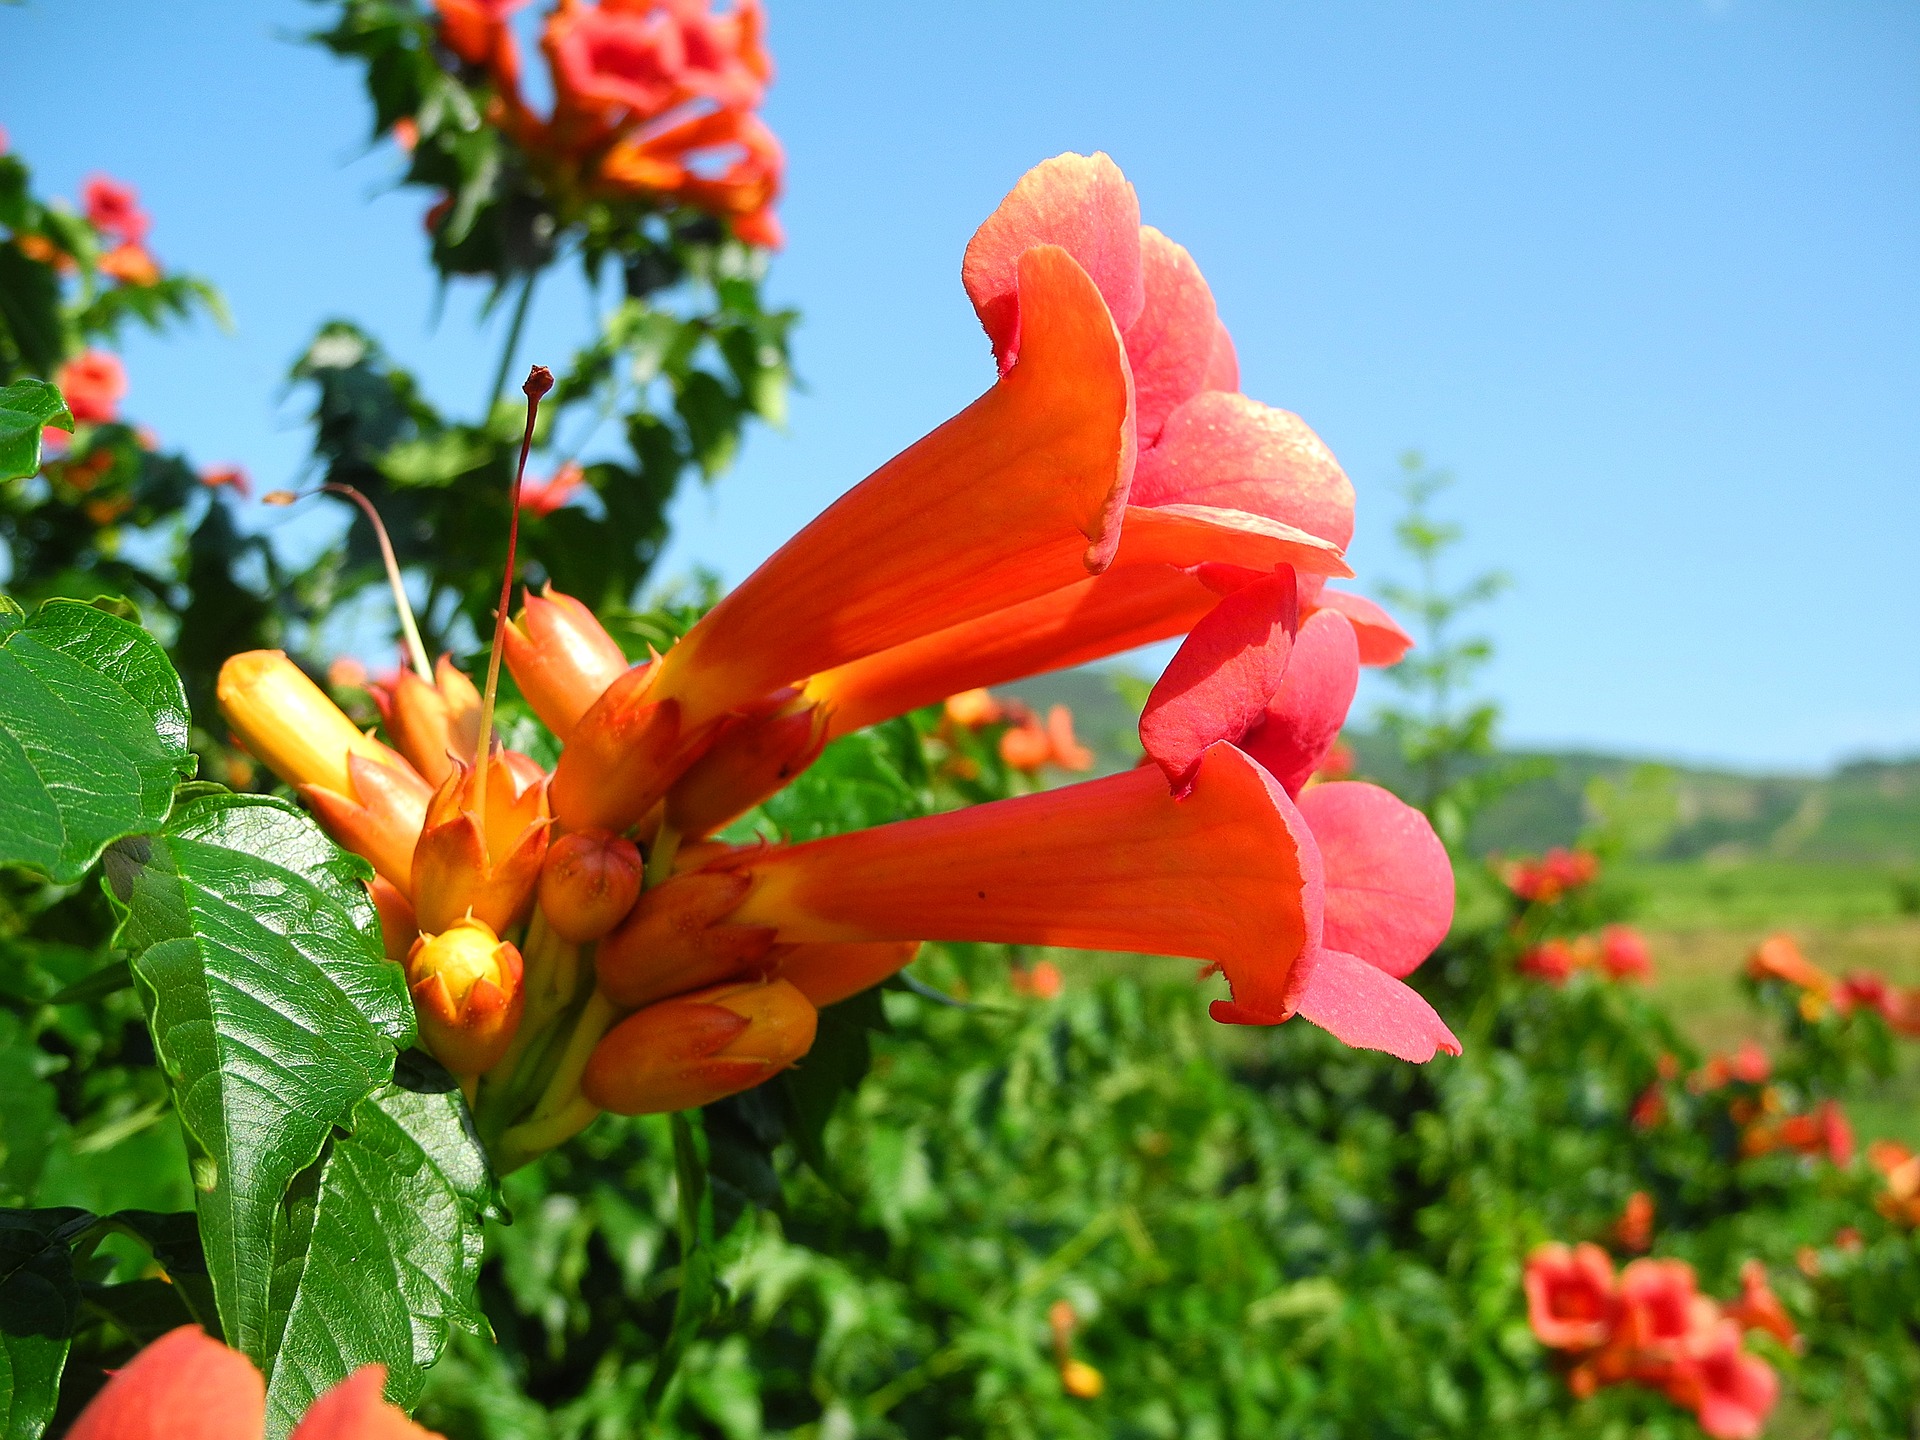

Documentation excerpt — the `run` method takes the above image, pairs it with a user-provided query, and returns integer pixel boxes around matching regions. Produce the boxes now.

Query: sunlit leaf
[0,598,194,884]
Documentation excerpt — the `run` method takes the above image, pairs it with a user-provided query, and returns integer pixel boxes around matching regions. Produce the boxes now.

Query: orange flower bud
[217,649,403,796]
[664,690,829,837]
[299,752,433,892]
[411,750,552,934]
[376,655,482,787]
[367,875,418,963]
[582,978,818,1115]
[501,586,629,743]
[773,940,919,1008]
[406,918,525,1075]
[595,870,775,1010]
[537,829,643,943]
[548,663,711,835]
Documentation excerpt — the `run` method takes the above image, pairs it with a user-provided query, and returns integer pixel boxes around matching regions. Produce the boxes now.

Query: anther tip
[523,365,554,400]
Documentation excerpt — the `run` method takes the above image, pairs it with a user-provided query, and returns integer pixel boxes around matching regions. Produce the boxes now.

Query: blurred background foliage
[5,4,1919,1437]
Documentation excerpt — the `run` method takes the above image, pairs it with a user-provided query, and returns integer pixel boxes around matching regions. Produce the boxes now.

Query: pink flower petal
[1213,947,1460,1062]
[1241,609,1360,795]
[1202,317,1239,393]
[1140,569,1298,791]
[1308,588,1413,666]
[1125,227,1217,445]
[291,1364,435,1439]
[1296,782,1453,978]
[1131,391,1354,553]
[962,152,1144,372]
[67,1326,265,1440]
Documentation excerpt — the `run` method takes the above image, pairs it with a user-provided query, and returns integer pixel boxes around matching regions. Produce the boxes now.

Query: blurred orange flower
[56,350,127,425]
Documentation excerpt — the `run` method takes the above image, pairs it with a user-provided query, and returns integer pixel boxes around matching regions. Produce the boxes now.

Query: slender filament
[320,484,433,683]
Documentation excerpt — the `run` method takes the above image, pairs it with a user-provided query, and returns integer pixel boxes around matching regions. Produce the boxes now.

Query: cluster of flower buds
[1527,1244,1793,1439]
[1501,846,1601,905]
[430,0,782,246]
[1516,923,1653,986]
[1746,931,1920,1030]
[219,153,1466,1168]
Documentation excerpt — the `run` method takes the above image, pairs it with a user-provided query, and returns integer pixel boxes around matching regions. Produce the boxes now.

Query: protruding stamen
[473,364,556,836]
[318,483,434,684]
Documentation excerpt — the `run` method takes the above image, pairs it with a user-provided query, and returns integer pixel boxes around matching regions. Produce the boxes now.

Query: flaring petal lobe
[1202,317,1239,393]
[1131,392,1355,553]
[1222,947,1460,1062]
[1309,588,1414,666]
[1140,569,1298,791]
[1240,609,1360,795]
[962,152,1145,371]
[1127,227,1218,445]
[1296,782,1454,978]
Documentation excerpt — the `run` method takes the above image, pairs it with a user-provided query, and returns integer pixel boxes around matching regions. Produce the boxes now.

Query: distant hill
[995,666,1920,868]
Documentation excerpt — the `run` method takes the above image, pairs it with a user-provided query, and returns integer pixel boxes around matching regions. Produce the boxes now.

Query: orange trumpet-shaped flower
[410,750,551,934]
[218,650,434,891]
[218,649,406,800]
[537,828,644,943]
[406,917,525,1076]
[500,585,630,742]
[371,654,483,787]
[583,977,817,1115]
[1524,1242,1618,1351]
[662,743,1316,1020]
[66,1325,436,1440]
[551,242,1138,833]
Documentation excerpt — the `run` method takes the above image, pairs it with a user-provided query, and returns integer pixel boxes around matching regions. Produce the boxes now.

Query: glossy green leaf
[260,1080,490,1438]
[0,1209,87,1440]
[0,379,71,483]
[0,598,194,884]
[108,792,413,1375]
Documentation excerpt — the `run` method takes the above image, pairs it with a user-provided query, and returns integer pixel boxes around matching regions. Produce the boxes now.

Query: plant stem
[494,1095,600,1173]
[527,989,617,1127]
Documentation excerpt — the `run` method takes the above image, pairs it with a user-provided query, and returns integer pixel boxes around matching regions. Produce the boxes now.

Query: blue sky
[3,1,1916,770]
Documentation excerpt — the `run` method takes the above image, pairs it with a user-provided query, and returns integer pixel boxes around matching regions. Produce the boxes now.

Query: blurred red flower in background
[56,350,128,425]
[1503,847,1599,904]
[435,0,783,246]
[519,460,586,516]
[82,173,151,244]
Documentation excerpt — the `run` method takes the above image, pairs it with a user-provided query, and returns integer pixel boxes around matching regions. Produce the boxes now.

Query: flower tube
[598,741,1454,1062]
[551,239,1142,832]
[218,650,433,891]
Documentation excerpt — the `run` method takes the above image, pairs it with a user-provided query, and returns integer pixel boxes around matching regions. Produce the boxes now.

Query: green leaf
[0,598,195,884]
[0,1014,65,1207]
[0,379,71,483]
[259,1081,490,1439]
[108,792,413,1374]
[0,1209,88,1440]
